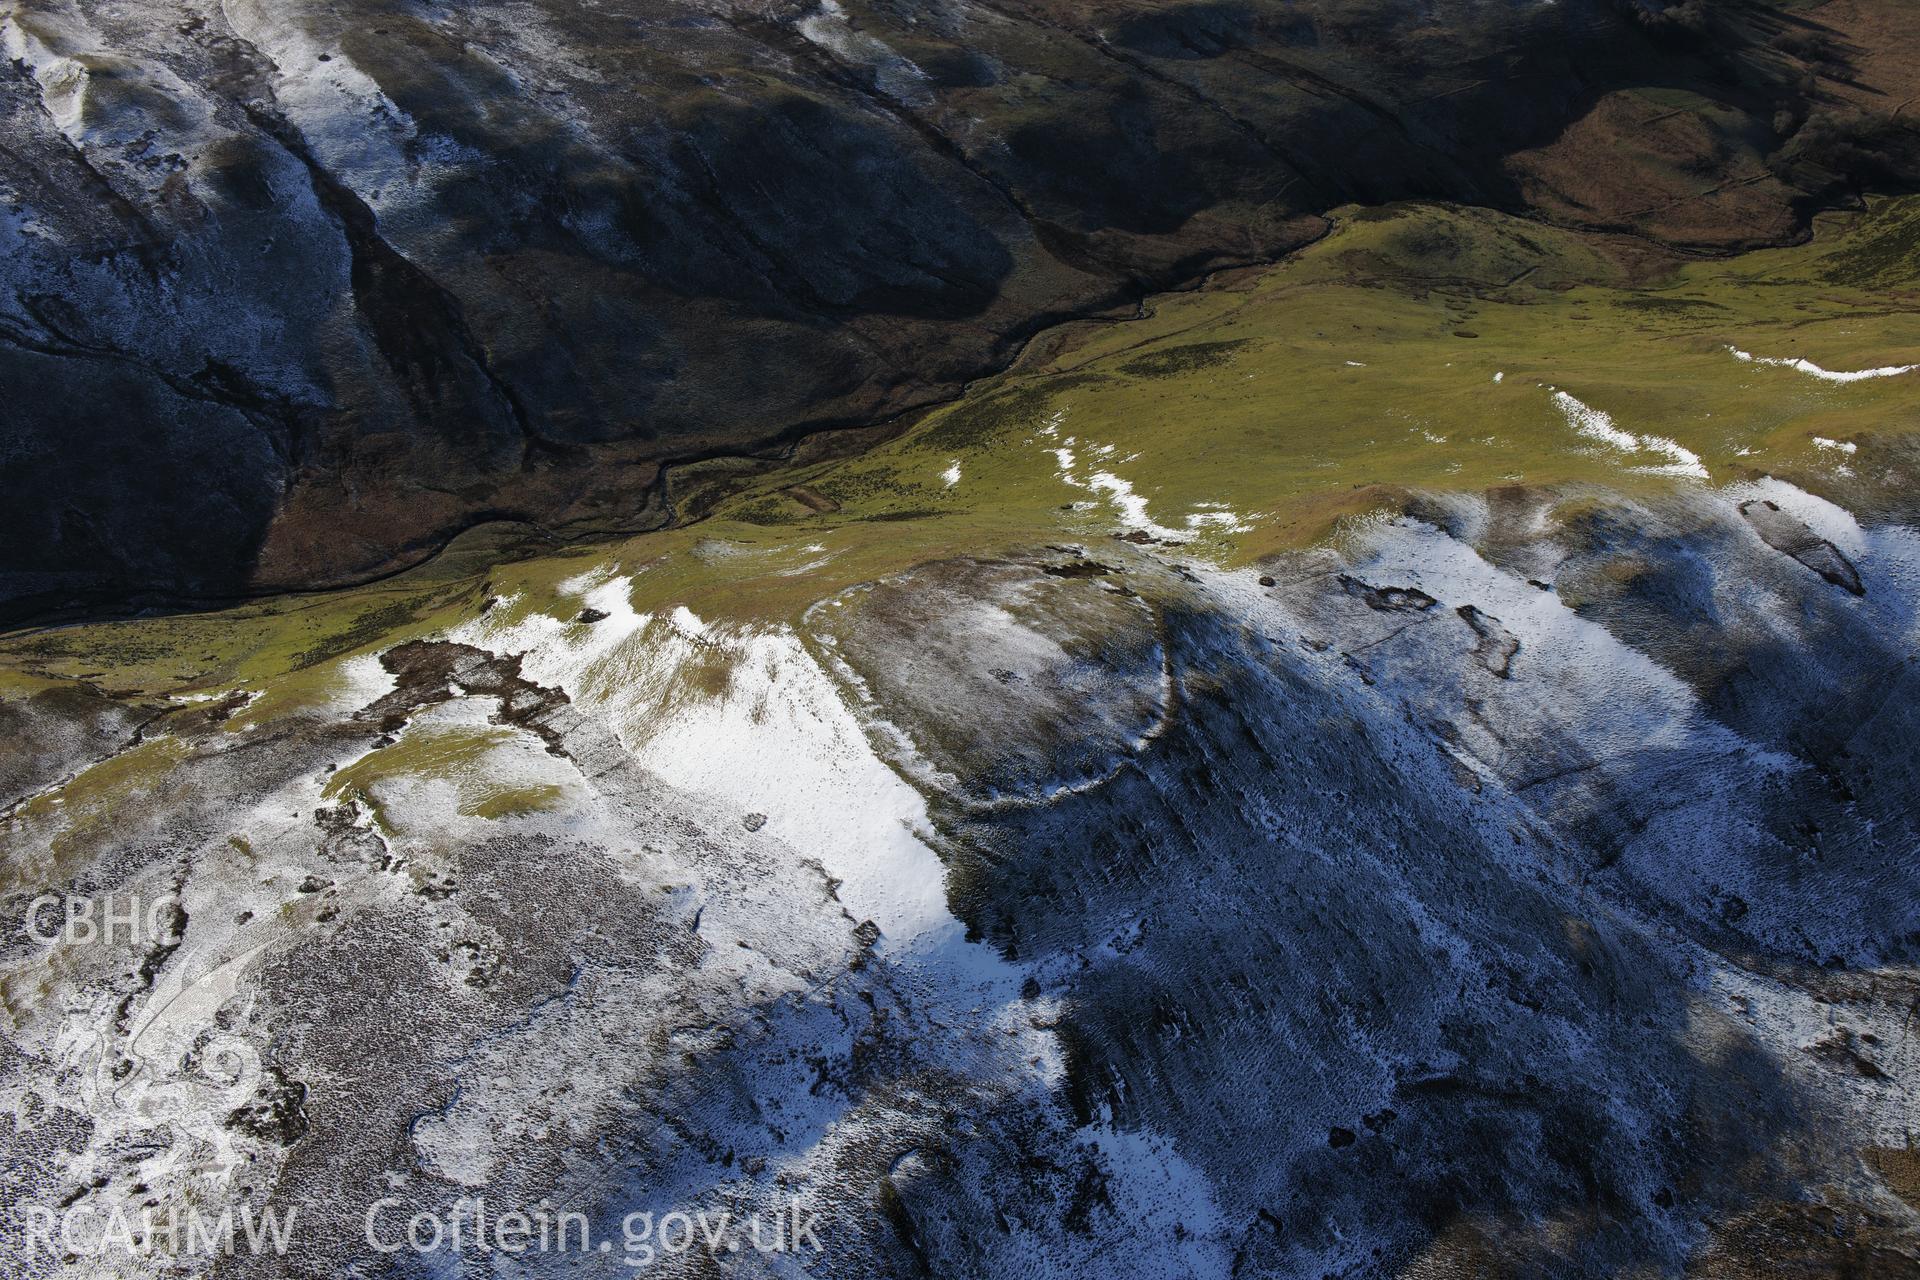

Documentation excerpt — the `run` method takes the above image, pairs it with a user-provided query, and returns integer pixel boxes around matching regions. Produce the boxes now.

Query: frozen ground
[3,475,1919,1276]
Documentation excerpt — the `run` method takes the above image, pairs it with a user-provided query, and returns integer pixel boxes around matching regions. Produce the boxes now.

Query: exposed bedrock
[3,483,1919,1274]
[4,0,1918,621]
[822,486,1920,1274]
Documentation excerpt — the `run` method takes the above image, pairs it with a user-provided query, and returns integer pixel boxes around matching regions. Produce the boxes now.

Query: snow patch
[795,0,931,105]
[1086,471,1187,541]
[1551,391,1708,479]
[1047,439,1249,540]
[329,652,399,715]
[1552,390,1639,453]
[448,571,648,703]
[1728,346,1919,383]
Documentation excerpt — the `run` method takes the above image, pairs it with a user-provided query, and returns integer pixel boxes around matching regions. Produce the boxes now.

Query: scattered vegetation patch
[1818,199,1920,289]
[467,784,565,821]
[1615,295,1727,313]
[324,727,518,803]
[860,509,946,523]
[1119,340,1250,378]
[916,375,1106,451]
[291,594,445,670]
[729,498,805,526]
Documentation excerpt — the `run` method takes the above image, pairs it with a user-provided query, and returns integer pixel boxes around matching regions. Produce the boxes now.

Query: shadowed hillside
[2,0,1916,622]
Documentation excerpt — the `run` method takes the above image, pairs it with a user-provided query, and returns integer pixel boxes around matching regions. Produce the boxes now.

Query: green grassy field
[4,196,1917,712]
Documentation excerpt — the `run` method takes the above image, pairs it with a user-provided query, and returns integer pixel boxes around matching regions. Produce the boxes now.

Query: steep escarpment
[5,188,1920,1275]
[4,485,1918,1278]
[3,0,1915,621]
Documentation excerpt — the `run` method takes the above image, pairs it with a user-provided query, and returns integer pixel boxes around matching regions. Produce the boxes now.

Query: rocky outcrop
[1741,498,1865,596]
[5,482,1917,1277]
